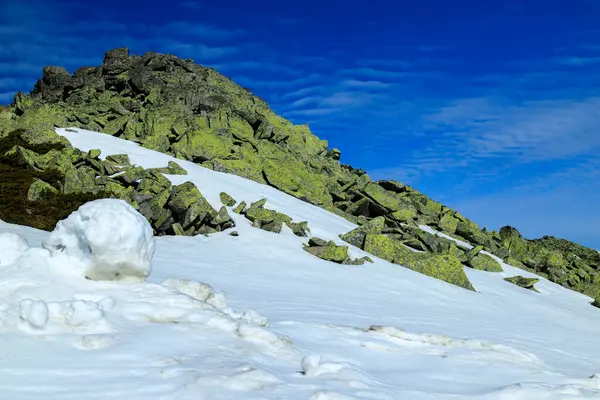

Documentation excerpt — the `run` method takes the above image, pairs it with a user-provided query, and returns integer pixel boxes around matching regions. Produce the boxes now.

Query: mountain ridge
[1,48,598,303]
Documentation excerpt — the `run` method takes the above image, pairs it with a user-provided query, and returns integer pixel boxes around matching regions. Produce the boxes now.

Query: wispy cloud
[555,56,600,66]
[339,68,418,80]
[425,96,600,162]
[209,61,301,76]
[341,79,391,89]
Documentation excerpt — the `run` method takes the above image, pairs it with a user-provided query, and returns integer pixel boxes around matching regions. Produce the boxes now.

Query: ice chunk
[0,232,30,267]
[43,199,155,281]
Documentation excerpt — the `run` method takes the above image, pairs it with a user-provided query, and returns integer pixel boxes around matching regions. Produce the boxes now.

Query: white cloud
[342,79,391,89]
[425,96,600,161]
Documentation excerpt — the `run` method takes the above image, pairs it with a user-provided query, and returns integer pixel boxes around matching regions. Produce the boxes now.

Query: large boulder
[361,233,474,290]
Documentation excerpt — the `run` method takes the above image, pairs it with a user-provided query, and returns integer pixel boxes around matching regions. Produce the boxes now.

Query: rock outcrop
[1,47,598,299]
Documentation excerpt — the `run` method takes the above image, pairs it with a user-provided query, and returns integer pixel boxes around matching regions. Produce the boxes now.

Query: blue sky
[2,0,599,248]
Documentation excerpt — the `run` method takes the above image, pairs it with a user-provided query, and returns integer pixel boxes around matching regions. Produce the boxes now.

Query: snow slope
[0,127,599,399]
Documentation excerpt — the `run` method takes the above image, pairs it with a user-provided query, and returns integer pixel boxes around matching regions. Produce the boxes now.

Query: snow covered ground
[0,127,599,399]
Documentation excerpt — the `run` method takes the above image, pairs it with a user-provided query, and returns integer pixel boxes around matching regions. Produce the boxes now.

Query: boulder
[504,276,540,292]
[220,192,236,207]
[469,253,503,272]
[168,182,205,215]
[340,216,385,248]
[303,238,349,264]
[438,213,459,234]
[233,201,247,214]
[27,179,58,201]
[362,233,474,290]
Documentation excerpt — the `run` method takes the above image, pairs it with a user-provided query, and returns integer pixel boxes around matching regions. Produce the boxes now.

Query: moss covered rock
[220,192,236,207]
[304,240,350,264]
[27,178,58,201]
[504,276,540,292]
[470,253,503,272]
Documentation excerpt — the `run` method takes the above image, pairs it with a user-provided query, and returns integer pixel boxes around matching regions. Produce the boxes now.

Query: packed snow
[0,126,598,399]
[43,198,155,281]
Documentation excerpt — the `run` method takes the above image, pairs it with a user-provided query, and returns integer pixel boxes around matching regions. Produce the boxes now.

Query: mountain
[0,48,598,303]
[2,127,600,399]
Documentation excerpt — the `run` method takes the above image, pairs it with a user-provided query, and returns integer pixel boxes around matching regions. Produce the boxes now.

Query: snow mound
[0,232,30,266]
[43,199,155,281]
[17,298,111,333]
[162,278,228,310]
[368,325,545,367]
[301,354,348,377]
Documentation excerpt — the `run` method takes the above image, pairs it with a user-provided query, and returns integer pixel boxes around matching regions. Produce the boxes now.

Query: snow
[0,126,598,399]
[0,231,30,266]
[42,198,155,281]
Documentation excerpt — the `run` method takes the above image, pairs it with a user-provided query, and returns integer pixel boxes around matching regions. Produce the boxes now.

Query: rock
[362,233,474,290]
[63,167,98,194]
[460,245,484,263]
[389,208,417,222]
[229,231,239,237]
[345,256,373,265]
[115,165,145,184]
[220,192,236,207]
[504,276,540,292]
[87,149,101,159]
[469,253,503,272]
[27,179,58,201]
[250,198,267,209]
[304,240,350,264]
[340,216,385,248]
[137,170,171,194]
[166,161,187,175]
[308,237,328,247]
[211,206,232,226]
[103,47,129,63]
[438,213,459,234]
[171,223,185,236]
[182,198,215,228]
[106,154,130,165]
[233,201,247,214]
[455,220,489,246]
[168,182,205,215]
[286,221,310,237]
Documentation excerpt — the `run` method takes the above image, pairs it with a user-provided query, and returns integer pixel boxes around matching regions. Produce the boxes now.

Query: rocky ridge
[0,48,599,304]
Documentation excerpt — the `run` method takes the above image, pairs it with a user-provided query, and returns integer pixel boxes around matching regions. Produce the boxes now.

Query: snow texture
[42,198,155,281]
[0,127,598,399]
[0,232,30,266]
